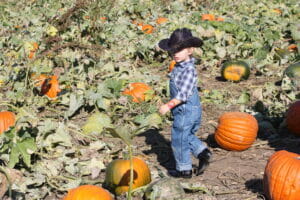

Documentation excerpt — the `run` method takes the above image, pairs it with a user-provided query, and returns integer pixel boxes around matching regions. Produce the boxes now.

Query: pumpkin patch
[0,0,299,199]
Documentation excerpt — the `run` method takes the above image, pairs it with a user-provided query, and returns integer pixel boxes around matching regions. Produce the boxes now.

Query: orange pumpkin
[40,75,61,98]
[28,51,35,59]
[141,24,154,34]
[32,42,39,51]
[214,112,258,151]
[104,157,151,195]
[288,44,298,52]
[63,185,113,200]
[0,111,16,134]
[156,17,168,24]
[286,101,300,136]
[28,42,38,59]
[263,150,300,200]
[168,60,176,72]
[201,14,215,21]
[100,17,107,22]
[122,82,153,103]
[216,17,224,22]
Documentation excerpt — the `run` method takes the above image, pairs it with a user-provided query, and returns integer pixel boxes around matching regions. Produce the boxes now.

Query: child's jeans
[170,79,207,171]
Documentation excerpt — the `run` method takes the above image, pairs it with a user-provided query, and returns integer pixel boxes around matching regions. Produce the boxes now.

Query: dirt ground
[106,64,300,200]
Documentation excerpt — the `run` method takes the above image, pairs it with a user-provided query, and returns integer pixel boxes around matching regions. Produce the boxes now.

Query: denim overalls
[169,63,207,171]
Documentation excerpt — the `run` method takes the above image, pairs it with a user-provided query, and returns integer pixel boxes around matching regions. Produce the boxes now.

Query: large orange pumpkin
[263,150,300,200]
[122,82,153,103]
[214,112,258,151]
[286,101,300,136]
[63,185,113,200]
[104,157,151,195]
[0,111,16,134]
[40,75,61,98]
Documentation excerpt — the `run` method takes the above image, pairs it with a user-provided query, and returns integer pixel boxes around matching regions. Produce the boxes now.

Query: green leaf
[106,127,132,146]
[216,47,226,58]
[254,48,268,61]
[237,91,250,104]
[44,123,72,147]
[8,145,19,168]
[140,113,162,128]
[291,23,300,41]
[82,112,113,135]
[67,94,84,117]
[96,97,111,111]
[105,79,126,96]
[17,138,37,167]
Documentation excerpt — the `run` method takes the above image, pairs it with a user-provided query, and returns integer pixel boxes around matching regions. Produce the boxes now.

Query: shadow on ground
[138,129,176,170]
[245,178,266,199]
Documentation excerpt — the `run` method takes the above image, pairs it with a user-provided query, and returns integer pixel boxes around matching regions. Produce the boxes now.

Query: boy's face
[170,48,194,63]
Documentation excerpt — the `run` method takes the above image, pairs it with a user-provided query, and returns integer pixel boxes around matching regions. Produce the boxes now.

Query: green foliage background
[0,0,299,199]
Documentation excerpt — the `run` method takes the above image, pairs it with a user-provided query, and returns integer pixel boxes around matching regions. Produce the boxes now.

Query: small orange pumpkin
[63,185,113,200]
[156,17,168,24]
[28,51,35,59]
[104,157,151,195]
[0,111,16,134]
[40,75,61,98]
[286,101,300,136]
[201,14,215,21]
[263,150,300,200]
[272,8,282,14]
[28,42,38,59]
[100,17,107,22]
[216,17,224,22]
[168,60,176,72]
[122,82,153,103]
[32,42,39,51]
[141,24,154,34]
[214,112,258,151]
[287,44,298,52]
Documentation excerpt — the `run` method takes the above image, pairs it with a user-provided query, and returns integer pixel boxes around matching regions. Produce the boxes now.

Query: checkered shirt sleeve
[174,61,197,102]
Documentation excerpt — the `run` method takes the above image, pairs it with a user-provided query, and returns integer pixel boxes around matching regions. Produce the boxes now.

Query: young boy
[158,28,212,178]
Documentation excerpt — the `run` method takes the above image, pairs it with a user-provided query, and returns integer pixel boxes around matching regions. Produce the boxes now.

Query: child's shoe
[168,169,192,179]
[195,148,212,176]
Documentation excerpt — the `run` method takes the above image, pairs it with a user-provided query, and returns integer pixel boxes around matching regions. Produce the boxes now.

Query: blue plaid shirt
[170,58,198,102]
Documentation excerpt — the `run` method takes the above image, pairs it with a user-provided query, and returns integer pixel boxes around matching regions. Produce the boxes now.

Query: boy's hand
[159,104,170,115]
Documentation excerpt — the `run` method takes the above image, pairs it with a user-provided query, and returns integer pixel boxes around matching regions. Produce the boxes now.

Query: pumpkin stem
[128,144,133,200]
[0,166,12,198]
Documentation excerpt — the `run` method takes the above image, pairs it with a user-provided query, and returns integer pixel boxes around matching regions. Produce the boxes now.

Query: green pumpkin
[284,62,300,78]
[221,61,250,82]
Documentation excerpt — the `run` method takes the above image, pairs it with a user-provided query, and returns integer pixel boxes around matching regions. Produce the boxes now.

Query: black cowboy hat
[158,28,203,54]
